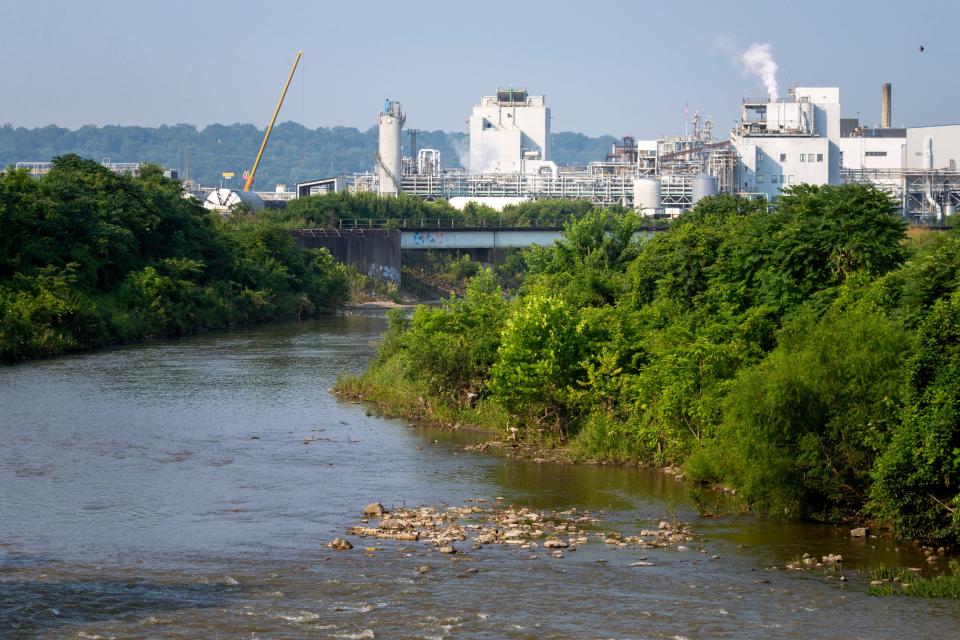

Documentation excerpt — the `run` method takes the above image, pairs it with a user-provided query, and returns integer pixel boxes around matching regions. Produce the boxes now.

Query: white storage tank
[377,99,405,196]
[692,175,718,204]
[633,177,661,214]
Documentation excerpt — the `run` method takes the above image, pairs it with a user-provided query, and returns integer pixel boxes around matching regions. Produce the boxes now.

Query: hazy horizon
[3,1,958,138]
[0,121,614,138]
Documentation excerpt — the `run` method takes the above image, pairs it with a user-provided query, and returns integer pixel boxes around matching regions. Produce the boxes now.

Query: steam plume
[740,43,779,100]
[450,136,470,169]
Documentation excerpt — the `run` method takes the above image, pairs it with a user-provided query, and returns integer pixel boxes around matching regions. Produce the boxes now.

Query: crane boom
[243,50,302,192]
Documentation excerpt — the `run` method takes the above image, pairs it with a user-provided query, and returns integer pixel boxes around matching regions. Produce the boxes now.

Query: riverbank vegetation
[339,183,960,545]
[0,155,349,361]
[869,565,960,598]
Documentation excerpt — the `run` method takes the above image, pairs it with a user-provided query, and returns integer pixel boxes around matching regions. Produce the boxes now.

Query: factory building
[730,87,840,200]
[296,81,960,222]
[337,90,728,213]
[905,126,960,170]
[727,82,960,221]
[468,88,551,174]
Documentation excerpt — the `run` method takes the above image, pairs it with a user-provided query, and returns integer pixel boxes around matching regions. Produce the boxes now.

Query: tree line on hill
[0,123,616,191]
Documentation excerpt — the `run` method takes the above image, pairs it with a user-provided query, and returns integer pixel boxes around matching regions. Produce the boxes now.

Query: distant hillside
[0,123,617,191]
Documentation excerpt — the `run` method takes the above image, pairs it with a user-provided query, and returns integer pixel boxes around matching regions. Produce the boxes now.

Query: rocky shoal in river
[330,499,699,561]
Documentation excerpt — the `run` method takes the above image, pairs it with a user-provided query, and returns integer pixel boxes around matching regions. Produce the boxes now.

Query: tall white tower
[377,99,405,196]
[469,88,549,174]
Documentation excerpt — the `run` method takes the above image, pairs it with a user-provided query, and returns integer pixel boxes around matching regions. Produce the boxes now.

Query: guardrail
[330,218,673,232]
[336,218,543,229]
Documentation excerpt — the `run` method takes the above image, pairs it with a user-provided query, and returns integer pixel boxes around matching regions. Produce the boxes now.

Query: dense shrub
[690,302,909,519]
[869,291,960,542]
[489,292,586,435]
[348,182,960,543]
[0,155,349,361]
[390,269,507,401]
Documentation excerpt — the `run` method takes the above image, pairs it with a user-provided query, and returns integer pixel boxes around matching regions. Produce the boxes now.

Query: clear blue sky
[2,0,957,137]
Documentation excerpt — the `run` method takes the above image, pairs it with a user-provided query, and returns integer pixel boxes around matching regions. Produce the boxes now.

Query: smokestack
[881,82,892,128]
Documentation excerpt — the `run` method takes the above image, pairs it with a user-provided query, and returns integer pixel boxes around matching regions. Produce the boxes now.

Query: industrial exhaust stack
[881,82,892,129]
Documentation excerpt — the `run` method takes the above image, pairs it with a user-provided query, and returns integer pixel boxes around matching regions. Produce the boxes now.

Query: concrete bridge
[291,226,563,283]
[401,227,563,250]
[291,221,658,284]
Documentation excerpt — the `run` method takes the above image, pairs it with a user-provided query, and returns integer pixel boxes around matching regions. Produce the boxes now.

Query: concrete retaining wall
[400,229,563,250]
[292,229,401,283]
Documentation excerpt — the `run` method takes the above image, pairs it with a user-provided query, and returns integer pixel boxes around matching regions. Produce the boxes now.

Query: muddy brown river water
[1,315,959,639]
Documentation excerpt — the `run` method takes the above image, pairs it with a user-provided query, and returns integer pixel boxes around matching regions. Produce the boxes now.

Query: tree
[489,292,586,436]
[870,291,960,542]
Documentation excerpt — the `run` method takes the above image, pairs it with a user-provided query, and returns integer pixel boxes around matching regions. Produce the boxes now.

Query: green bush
[869,291,960,542]
[0,155,349,361]
[689,302,909,519]
[395,269,507,401]
[349,184,960,543]
[489,291,586,436]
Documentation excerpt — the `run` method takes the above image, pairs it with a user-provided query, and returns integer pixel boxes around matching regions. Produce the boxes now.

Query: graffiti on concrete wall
[368,263,400,283]
[410,231,446,246]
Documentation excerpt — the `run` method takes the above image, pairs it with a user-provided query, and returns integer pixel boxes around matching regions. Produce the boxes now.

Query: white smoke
[739,43,779,100]
[450,136,470,169]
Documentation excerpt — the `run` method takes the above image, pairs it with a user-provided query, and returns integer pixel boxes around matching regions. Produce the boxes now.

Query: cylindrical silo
[692,175,718,204]
[633,177,661,214]
[377,100,405,196]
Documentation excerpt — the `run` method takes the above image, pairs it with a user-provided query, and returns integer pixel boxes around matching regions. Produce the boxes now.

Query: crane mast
[243,50,302,192]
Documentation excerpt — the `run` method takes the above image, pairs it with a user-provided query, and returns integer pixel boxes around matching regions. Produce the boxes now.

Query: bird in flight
[918,45,925,53]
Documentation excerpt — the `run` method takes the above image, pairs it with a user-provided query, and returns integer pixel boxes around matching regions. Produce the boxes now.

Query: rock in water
[328,537,353,550]
[543,538,569,549]
[363,502,387,518]
[850,527,869,538]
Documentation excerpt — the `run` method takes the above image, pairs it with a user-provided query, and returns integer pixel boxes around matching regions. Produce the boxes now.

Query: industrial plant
[15,64,960,223]
[297,82,960,223]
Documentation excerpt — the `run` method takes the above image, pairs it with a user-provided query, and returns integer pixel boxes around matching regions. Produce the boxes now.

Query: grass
[867,565,960,598]
[334,354,509,432]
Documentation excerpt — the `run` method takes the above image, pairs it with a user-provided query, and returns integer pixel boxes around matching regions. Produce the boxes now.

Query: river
[1,316,958,639]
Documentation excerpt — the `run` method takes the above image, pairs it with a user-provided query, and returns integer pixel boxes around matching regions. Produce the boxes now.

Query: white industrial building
[339,91,727,214]
[905,126,960,170]
[837,134,905,171]
[468,88,551,174]
[730,87,840,200]
[297,81,960,221]
[728,82,960,220]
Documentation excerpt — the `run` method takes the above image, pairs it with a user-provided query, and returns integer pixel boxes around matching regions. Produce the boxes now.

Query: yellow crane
[243,50,303,192]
